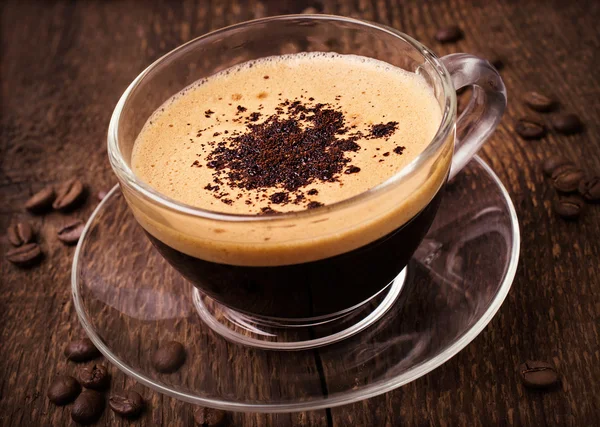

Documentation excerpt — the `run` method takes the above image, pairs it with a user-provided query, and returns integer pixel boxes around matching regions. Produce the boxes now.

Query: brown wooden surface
[1,0,599,426]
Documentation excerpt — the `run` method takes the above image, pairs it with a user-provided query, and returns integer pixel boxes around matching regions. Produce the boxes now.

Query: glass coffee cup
[108,15,506,347]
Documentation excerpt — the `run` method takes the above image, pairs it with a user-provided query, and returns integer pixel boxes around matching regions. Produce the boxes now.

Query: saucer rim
[71,155,520,412]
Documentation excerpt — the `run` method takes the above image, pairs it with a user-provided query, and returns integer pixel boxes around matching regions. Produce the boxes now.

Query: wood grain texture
[1,0,599,426]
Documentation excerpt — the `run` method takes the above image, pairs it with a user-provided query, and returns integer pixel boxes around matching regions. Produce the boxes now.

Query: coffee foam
[127,53,452,266]
[132,52,442,213]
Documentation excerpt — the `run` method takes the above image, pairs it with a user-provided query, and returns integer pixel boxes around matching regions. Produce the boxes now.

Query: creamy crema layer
[127,52,452,266]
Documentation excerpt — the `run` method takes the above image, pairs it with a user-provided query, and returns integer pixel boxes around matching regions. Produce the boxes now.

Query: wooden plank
[1,0,599,426]
[326,0,600,425]
[0,1,327,425]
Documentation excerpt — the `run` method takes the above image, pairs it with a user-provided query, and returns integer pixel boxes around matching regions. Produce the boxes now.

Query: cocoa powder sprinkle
[370,121,398,138]
[200,99,399,209]
[345,166,361,174]
[393,146,406,155]
[269,192,289,204]
[260,206,279,214]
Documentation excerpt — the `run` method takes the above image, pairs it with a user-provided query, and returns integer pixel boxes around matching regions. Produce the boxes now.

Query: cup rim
[107,14,456,223]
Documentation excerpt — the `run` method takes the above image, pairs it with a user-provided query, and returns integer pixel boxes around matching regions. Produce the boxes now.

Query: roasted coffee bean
[551,166,584,193]
[550,163,578,179]
[47,375,81,405]
[523,91,555,112]
[519,360,560,389]
[53,178,86,211]
[109,390,145,418]
[553,196,584,219]
[7,222,34,246]
[57,220,85,245]
[71,390,105,425]
[435,26,463,43]
[193,407,228,427]
[64,338,101,362]
[515,117,546,139]
[79,364,110,390]
[25,186,55,213]
[578,176,600,202]
[152,341,186,373]
[552,113,583,134]
[6,243,42,267]
[542,155,573,176]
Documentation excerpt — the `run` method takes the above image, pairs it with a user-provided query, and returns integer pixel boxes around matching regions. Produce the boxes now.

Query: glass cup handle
[440,54,507,179]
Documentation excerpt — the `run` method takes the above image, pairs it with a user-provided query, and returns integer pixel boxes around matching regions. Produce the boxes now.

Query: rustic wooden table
[1,0,599,426]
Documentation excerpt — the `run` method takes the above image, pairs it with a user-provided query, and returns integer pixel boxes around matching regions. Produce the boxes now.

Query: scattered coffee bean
[551,113,583,134]
[542,155,573,176]
[71,390,105,425]
[53,178,86,211]
[97,190,108,201]
[64,338,101,362]
[551,166,584,193]
[515,117,546,139]
[519,360,560,389]
[47,375,81,405]
[79,364,110,390]
[523,91,555,112]
[553,196,585,219]
[25,186,55,213]
[109,390,145,418]
[57,220,85,245]
[550,163,577,178]
[152,341,186,373]
[193,407,228,427]
[6,243,42,267]
[435,26,463,43]
[7,222,34,246]
[578,176,600,202]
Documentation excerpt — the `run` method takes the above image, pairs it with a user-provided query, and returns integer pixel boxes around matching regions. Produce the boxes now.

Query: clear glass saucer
[72,156,519,412]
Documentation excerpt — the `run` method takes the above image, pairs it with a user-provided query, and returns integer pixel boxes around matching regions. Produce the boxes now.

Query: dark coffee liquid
[148,192,443,319]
